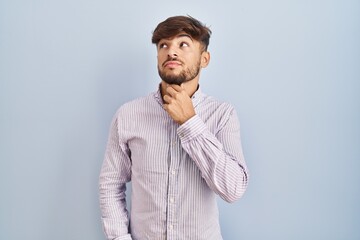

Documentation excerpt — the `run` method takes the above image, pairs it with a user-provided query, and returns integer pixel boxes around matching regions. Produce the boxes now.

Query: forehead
[159,33,195,42]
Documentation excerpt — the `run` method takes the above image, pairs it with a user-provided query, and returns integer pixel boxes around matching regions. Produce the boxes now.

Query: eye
[159,43,168,49]
[180,42,189,48]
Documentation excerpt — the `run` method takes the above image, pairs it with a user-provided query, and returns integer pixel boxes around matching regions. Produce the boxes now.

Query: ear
[200,51,210,68]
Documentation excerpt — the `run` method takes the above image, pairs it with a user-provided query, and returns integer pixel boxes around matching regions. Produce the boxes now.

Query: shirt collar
[154,84,205,108]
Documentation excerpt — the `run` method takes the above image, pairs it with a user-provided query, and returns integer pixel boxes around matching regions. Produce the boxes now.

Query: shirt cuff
[177,115,207,142]
[114,234,132,240]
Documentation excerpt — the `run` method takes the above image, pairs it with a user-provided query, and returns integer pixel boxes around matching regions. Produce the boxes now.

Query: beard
[158,58,201,85]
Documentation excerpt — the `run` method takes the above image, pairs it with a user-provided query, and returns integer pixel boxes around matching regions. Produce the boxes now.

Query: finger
[166,86,179,98]
[163,103,168,111]
[163,103,175,116]
[170,84,183,92]
[163,94,172,104]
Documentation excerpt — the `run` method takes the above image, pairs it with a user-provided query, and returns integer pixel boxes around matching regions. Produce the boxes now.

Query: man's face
[157,33,206,85]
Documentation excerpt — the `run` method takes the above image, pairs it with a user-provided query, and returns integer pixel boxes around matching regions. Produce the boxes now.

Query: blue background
[1,0,359,239]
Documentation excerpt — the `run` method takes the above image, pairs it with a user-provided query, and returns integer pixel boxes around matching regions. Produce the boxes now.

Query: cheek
[157,54,166,64]
[156,56,162,68]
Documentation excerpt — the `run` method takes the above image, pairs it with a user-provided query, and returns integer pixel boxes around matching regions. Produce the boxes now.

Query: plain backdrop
[1,0,359,239]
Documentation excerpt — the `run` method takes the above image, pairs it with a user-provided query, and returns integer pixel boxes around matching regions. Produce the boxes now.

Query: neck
[160,79,199,99]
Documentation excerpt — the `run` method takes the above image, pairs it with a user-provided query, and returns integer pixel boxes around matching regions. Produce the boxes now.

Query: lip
[163,60,182,68]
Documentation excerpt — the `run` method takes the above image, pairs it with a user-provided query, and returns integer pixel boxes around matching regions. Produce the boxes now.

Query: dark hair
[152,15,212,51]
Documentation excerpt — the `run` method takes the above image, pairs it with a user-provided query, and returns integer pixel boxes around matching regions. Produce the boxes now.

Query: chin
[162,79,184,85]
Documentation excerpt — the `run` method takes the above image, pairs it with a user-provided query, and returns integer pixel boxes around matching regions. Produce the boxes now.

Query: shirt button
[170,197,175,203]
[169,224,173,230]
[171,170,176,175]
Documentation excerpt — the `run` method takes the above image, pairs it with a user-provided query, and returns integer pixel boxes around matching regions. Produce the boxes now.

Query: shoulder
[115,92,157,117]
[196,93,239,130]
[110,93,158,133]
[202,94,236,115]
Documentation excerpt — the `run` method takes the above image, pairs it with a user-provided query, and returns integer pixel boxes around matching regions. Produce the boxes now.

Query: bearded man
[99,15,249,240]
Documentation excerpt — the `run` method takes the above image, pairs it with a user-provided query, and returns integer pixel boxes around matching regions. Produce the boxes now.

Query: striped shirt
[99,87,249,240]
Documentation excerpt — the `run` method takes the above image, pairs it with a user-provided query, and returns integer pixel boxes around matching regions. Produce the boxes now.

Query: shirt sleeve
[177,107,249,203]
[99,114,133,240]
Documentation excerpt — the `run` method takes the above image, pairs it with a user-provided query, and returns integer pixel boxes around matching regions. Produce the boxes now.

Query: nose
[167,45,178,58]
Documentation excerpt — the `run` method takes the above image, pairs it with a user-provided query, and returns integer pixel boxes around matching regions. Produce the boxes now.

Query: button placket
[166,124,180,239]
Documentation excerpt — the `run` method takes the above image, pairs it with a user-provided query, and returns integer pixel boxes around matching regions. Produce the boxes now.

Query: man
[99,16,249,240]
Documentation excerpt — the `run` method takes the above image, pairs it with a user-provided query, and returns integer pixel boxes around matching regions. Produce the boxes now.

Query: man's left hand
[163,84,195,125]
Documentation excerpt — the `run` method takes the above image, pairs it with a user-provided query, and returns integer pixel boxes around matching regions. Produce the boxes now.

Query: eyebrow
[176,34,194,42]
[157,34,194,46]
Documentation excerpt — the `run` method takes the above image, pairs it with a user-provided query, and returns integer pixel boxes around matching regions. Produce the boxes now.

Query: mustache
[162,57,184,67]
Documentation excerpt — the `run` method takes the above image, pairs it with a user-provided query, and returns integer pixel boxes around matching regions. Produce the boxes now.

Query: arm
[163,84,249,202]
[177,109,249,203]
[99,115,133,240]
